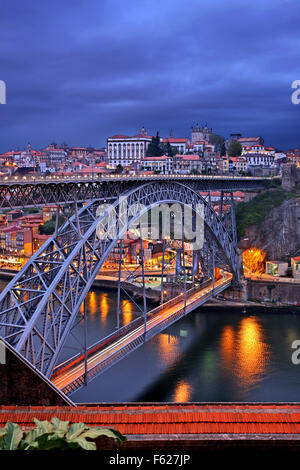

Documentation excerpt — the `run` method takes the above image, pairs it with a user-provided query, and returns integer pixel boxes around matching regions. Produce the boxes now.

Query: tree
[228,140,242,157]
[209,134,225,149]
[161,141,178,157]
[116,164,124,173]
[220,142,226,156]
[39,214,64,235]
[27,207,40,214]
[146,132,164,156]
[39,221,55,235]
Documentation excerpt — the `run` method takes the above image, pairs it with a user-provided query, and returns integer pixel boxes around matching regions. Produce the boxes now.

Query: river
[1,280,300,402]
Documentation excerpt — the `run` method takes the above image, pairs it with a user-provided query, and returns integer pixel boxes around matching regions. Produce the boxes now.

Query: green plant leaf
[72,436,96,451]
[33,418,53,434]
[108,429,127,443]
[20,429,39,450]
[0,419,126,451]
[81,427,126,443]
[66,422,88,440]
[36,434,79,450]
[50,417,69,437]
[4,422,23,450]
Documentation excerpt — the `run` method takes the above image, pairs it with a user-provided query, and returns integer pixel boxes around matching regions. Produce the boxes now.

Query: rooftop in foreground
[2,403,300,442]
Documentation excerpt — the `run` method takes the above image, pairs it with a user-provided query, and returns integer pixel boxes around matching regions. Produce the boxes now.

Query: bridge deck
[0,173,267,185]
[51,272,232,395]
[0,173,268,210]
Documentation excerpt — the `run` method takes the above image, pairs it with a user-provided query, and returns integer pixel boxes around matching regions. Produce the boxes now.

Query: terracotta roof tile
[2,404,300,436]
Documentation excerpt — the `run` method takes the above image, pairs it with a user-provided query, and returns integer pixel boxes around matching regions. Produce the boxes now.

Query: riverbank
[0,269,161,303]
[1,269,299,312]
[202,298,300,314]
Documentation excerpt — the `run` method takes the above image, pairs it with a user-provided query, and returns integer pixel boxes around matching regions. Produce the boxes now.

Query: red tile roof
[163,138,188,143]
[182,155,200,161]
[33,234,49,241]
[132,134,153,139]
[2,404,300,437]
[108,134,130,139]
[142,156,170,161]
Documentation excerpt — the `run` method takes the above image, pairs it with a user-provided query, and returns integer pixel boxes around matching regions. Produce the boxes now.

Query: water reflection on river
[1,280,300,402]
[70,288,300,403]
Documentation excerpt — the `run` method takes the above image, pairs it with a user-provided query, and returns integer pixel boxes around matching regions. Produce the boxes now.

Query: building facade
[238,136,264,147]
[291,257,300,279]
[191,124,213,143]
[141,156,173,174]
[107,127,153,168]
[162,138,188,154]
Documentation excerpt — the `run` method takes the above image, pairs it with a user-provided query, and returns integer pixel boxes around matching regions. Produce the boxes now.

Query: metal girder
[0,175,266,209]
[0,181,239,378]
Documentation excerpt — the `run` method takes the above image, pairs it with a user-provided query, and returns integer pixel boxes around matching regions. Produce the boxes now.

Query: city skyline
[0,0,299,151]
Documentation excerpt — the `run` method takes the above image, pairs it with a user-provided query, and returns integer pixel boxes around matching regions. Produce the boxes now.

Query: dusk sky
[0,0,299,151]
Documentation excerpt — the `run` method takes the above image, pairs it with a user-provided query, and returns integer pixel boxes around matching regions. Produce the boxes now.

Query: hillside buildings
[107,125,216,169]
[0,124,298,181]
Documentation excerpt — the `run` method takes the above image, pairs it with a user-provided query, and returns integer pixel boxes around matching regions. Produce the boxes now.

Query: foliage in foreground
[0,417,126,450]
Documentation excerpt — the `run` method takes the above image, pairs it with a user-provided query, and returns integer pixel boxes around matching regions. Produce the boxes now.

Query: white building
[162,137,188,154]
[107,127,153,168]
[173,154,202,174]
[48,148,67,164]
[242,144,276,155]
[230,156,248,173]
[141,156,173,174]
[187,140,215,155]
[245,153,275,168]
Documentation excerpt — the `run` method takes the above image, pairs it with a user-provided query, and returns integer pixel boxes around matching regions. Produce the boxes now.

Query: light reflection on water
[70,289,300,403]
[219,317,270,389]
[173,380,192,402]
[1,280,300,403]
[235,317,270,388]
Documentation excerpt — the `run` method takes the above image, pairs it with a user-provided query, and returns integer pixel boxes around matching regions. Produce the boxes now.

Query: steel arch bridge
[0,181,239,391]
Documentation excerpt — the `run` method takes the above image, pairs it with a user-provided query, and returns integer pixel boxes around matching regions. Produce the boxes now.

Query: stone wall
[282,163,300,191]
[246,279,300,305]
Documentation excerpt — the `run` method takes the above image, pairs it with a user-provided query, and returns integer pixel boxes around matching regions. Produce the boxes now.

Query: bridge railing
[51,279,213,378]
[51,315,144,378]
[60,277,233,394]
[0,173,270,185]
[145,277,232,341]
[56,277,233,393]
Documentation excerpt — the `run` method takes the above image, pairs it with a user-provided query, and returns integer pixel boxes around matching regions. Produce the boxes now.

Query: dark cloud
[0,0,299,150]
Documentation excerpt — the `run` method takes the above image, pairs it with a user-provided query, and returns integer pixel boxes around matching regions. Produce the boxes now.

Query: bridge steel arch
[0,181,239,378]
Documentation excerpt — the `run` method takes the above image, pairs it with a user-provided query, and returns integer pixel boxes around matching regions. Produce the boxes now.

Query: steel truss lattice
[0,181,239,378]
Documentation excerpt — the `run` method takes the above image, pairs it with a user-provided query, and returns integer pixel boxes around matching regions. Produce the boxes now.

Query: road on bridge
[51,271,232,392]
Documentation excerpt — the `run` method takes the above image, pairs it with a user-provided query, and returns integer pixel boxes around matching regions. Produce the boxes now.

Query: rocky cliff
[238,195,300,261]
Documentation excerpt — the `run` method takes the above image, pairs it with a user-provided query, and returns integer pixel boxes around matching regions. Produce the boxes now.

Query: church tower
[191,123,202,143]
